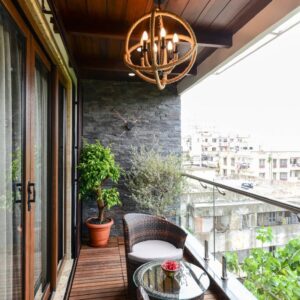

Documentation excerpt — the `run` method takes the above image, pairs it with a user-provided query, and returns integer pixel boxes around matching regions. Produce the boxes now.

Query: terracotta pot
[86,218,114,247]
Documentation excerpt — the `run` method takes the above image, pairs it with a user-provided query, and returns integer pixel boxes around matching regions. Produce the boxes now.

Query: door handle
[27,181,36,211]
[14,182,22,203]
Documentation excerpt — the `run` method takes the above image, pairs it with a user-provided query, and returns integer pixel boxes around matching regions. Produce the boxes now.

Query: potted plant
[78,140,121,247]
[126,146,184,217]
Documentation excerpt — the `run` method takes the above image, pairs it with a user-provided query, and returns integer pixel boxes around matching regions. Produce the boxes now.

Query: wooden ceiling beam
[66,22,232,48]
[77,58,197,76]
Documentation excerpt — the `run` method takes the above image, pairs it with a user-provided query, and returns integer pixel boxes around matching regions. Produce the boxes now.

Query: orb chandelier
[124,1,197,90]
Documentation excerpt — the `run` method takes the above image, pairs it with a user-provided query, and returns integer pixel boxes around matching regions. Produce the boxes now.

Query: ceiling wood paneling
[50,0,272,81]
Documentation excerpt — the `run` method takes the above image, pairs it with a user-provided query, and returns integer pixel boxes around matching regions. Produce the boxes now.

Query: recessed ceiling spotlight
[128,72,135,77]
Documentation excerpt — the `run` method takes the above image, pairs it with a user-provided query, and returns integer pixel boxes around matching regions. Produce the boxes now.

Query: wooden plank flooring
[68,237,223,300]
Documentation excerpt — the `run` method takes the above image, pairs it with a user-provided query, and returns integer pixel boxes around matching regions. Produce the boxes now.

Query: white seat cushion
[128,240,183,263]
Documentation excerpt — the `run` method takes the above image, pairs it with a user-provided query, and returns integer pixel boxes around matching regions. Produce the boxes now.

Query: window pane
[0,5,25,299]
[34,58,49,298]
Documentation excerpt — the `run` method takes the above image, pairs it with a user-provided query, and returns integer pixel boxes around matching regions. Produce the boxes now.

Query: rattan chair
[123,213,187,296]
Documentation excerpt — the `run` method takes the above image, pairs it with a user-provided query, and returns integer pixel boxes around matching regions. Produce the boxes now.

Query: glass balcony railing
[180,173,300,300]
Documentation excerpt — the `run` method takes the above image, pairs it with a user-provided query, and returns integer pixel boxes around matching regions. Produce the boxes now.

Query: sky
[181,13,300,151]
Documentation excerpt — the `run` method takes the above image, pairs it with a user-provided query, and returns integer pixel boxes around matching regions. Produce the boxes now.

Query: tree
[126,146,184,216]
[78,140,121,223]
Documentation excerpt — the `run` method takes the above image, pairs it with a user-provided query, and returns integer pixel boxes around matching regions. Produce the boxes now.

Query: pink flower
[162,260,180,271]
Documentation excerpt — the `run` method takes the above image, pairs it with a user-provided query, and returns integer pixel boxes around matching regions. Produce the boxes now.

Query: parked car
[241,182,254,189]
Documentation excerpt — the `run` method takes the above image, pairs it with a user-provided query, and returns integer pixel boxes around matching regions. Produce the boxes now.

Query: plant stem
[97,188,105,223]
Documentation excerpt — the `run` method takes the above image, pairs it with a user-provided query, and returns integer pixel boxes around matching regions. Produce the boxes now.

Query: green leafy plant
[256,226,273,245]
[78,140,121,223]
[225,251,240,276]
[226,227,300,300]
[126,146,184,216]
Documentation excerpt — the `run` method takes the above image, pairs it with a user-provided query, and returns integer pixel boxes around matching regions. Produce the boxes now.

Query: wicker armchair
[123,213,187,296]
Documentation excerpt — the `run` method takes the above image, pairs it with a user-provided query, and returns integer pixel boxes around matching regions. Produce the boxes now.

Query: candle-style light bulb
[153,43,158,53]
[167,41,173,61]
[160,27,166,49]
[173,33,179,53]
[141,31,148,52]
[160,27,166,38]
[173,33,179,43]
[142,31,148,41]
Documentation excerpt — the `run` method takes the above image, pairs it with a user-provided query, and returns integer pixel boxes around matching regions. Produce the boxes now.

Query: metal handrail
[182,173,300,214]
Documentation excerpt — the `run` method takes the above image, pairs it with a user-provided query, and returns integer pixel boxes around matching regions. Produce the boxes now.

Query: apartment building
[182,129,256,168]
[219,151,300,181]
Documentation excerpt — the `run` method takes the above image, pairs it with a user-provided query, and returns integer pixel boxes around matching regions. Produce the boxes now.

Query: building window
[259,172,265,178]
[223,157,227,165]
[268,212,276,224]
[231,158,235,166]
[223,169,227,176]
[212,138,217,143]
[280,159,287,168]
[280,172,288,181]
[259,159,265,168]
[212,147,216,151]
[273,159,277,168]
[273,173,277,180]
[257,212,283,226]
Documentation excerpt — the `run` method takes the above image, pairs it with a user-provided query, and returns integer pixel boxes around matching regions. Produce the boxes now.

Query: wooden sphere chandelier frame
[124,7,197,90]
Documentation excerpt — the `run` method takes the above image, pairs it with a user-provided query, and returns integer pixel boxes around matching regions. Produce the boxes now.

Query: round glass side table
[133,261,210,300]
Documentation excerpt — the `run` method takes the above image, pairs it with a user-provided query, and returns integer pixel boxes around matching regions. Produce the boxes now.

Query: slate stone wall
[81,80,181,237]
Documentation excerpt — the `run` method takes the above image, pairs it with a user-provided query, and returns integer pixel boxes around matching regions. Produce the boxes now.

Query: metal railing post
[204,240,209,261]
[221,255,228,280]
[213,185,216,259]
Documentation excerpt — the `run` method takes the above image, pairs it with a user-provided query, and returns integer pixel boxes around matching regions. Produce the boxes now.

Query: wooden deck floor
[68,237,223,300]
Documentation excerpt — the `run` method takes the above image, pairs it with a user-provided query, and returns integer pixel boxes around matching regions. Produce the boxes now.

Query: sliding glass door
[0,1,72,298]
[33,57,50,299]
[58,84,66,265]
[0,5,25,299]
[0,2,52,299]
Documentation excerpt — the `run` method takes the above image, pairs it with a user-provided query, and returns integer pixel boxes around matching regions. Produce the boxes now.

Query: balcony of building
[1,0,300,300]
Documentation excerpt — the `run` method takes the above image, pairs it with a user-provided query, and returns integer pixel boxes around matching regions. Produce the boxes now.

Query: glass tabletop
[133,261,210,300]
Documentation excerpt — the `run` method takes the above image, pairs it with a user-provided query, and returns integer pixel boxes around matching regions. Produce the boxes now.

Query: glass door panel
[33,57,49,299]
[0,5,25,300]
[58,84,66,264]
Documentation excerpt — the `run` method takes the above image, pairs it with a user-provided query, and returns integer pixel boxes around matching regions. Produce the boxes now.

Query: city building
[185,194,300,261]
[219,151,300,181]
[182,128,256,168]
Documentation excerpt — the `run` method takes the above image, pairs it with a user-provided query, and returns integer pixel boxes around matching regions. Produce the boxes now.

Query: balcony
[67,172,300,299]
[181,173,300,300]
[1,0,300,299]
[68,237,224,300]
